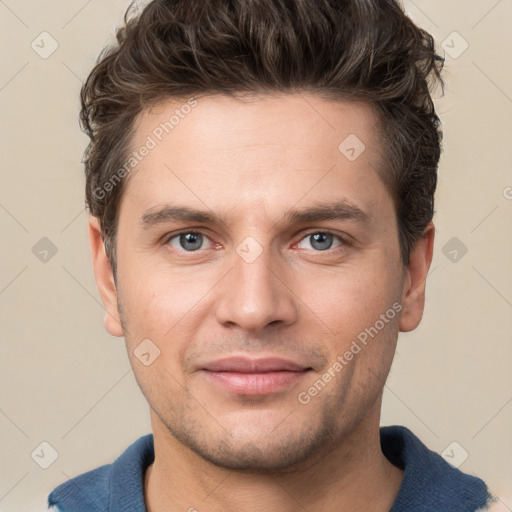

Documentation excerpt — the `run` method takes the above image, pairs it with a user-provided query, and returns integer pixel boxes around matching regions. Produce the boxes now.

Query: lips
[200,356,312,396]
[201,357,310,373]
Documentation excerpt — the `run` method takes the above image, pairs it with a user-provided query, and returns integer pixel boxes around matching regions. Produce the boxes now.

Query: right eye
[165,231,213,252]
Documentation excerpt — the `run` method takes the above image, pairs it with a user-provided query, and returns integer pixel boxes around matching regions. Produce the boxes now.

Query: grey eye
[297,232,343,252]
[168,232,210,251]
[309,232,334,251]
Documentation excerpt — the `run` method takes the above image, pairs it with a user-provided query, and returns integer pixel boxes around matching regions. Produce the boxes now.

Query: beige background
[1,1,511,510]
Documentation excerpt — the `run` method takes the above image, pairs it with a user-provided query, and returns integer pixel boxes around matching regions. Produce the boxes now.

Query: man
[48,0,494,510]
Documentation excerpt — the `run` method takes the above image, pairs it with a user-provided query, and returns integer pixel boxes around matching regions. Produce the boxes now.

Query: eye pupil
[310,232,333,251]
[180,232,202,251]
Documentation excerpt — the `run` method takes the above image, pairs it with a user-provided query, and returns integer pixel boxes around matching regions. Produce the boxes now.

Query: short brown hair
[81,0,444,280]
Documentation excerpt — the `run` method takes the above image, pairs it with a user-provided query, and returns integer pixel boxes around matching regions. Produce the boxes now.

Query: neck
[144,405,403,512]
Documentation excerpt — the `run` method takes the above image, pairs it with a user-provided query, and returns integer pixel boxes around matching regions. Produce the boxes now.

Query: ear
[88,216,124,337]
[399,221,435,332]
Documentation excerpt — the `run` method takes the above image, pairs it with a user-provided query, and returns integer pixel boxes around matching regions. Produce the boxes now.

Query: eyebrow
[139,200,371,229]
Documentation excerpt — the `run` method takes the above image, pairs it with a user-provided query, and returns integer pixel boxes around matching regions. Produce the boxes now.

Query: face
[90,93,433,472]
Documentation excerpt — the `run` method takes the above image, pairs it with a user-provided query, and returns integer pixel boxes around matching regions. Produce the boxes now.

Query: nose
[214,242,298,333]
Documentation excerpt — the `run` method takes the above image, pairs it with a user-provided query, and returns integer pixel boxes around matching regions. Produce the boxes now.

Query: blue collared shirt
[48,425,493,511]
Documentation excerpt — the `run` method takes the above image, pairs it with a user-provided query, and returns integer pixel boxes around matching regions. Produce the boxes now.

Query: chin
[167,413,340,473]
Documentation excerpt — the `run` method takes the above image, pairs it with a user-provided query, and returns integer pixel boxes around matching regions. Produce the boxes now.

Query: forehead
[120,93,389,222]
[131,93,380,159]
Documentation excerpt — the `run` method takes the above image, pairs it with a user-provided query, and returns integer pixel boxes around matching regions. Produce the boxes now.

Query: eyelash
[163,229,349,254]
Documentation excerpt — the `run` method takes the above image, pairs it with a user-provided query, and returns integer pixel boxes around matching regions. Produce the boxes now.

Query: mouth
[200,357,313,396]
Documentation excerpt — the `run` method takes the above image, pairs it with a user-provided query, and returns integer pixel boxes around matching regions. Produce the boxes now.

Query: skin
[89,93,434,511]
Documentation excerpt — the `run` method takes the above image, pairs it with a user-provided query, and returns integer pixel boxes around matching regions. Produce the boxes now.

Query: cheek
[118,253,218,350]
[307,264,397,323]
[128,274,194,331]
[298,262,402,367]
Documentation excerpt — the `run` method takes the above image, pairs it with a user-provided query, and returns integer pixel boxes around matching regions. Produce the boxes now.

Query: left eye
[297,232,343,251]
[167,232,212,252]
